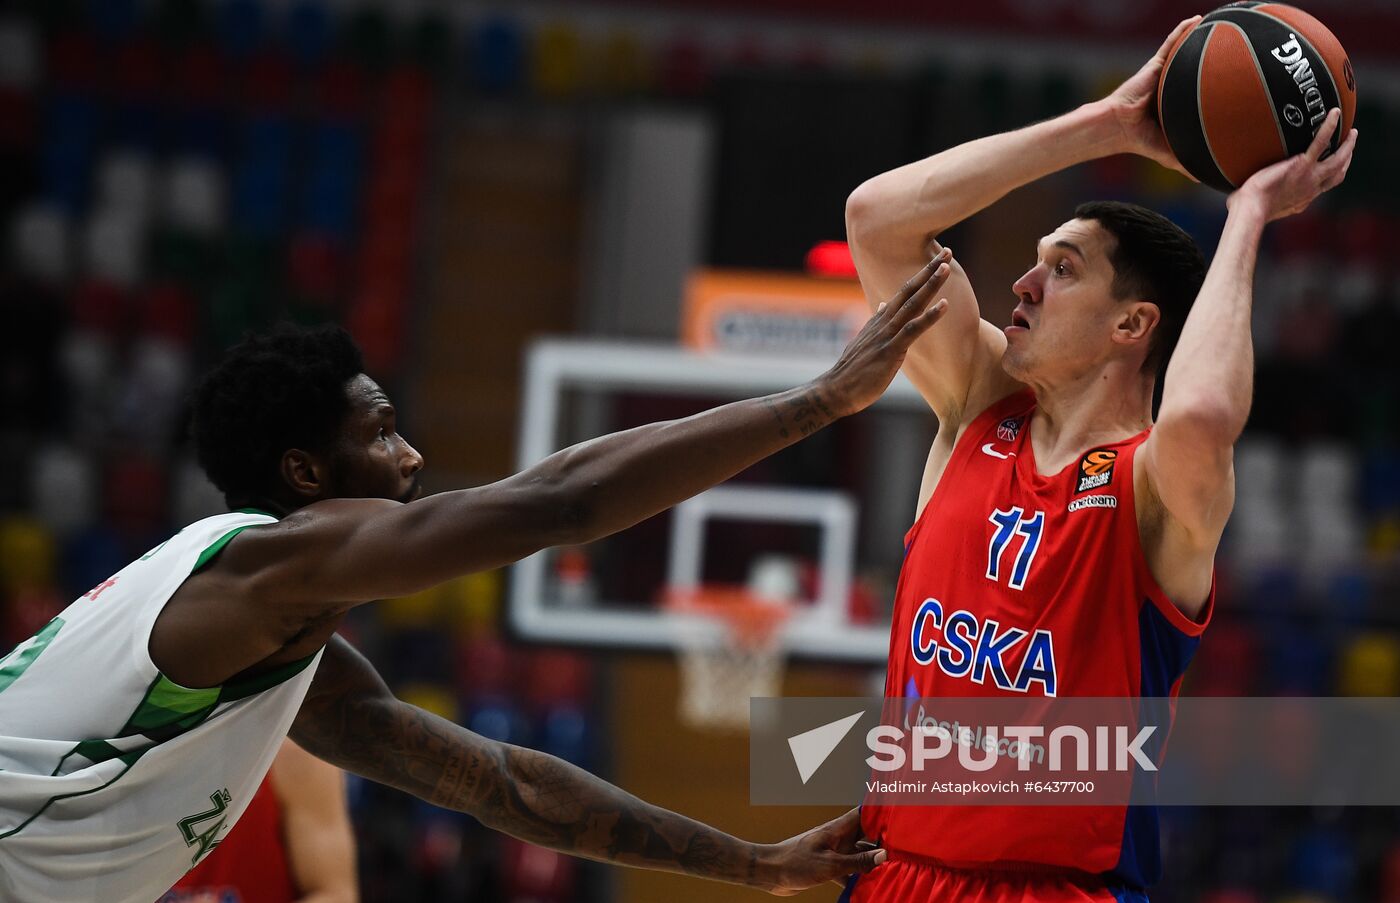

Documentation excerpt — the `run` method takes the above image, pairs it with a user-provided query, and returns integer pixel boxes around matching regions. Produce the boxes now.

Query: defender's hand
[819,249,953,417]
[1229,108,1357,222]
[754,809,886,896]
[1101,15,1201,178]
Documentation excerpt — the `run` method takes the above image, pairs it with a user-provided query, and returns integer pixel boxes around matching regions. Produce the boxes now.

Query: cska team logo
[997,417,1024,443]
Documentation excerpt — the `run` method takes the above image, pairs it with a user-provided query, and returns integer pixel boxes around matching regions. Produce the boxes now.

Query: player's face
[327,374,425,504]
[1002,219,1123,384]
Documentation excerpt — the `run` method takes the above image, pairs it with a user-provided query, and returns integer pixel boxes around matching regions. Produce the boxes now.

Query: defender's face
[331,374,425,503]
[1002,218,1123,383]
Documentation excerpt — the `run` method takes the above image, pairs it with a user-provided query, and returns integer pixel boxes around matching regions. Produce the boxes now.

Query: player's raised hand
[818,249,953,416]
[1102,15,1201,178]
[1230,108,1358,222]
[755,808,885,896]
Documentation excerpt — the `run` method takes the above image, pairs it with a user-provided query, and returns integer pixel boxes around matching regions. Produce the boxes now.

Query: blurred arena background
[1,0,1398,900]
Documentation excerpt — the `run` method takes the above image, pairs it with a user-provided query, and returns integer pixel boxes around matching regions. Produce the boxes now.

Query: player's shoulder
[949,375,1033,449]
[205,497,399,580]
[919,383,1032,509]
[950,320,1024,423]
[131,509,278,569]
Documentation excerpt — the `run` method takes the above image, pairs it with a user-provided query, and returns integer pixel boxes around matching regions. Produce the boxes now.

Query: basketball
[1157,2,1356,192]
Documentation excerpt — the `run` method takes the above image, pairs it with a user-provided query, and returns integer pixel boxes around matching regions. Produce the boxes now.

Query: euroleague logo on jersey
[997,417,1024,443]
[1075,448,1117,494]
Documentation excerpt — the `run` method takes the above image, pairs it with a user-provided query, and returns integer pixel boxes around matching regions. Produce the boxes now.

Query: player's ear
[280,449,327,499]
[1112,301,1160,348]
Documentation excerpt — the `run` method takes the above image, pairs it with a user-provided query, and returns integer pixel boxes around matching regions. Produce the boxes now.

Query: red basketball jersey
[861,390,1212,888]
[161,774,297,903]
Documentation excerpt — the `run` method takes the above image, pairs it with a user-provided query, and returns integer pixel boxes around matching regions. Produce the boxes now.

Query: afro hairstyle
[190,323,366,508]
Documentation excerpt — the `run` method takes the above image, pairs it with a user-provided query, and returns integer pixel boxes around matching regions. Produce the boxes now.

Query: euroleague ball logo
[1269,33,1328,130]
[1076,449,1117,494]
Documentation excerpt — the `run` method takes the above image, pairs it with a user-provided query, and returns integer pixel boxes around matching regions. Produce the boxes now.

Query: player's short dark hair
[190,324,365,508]
[1074,201,1206,379]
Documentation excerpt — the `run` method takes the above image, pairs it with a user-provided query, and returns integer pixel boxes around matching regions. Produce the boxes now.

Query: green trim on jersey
[12,651,316,837]
[121,675,220,737]
[117,653,318,741]
[191,526,254,574]
[10,650,316,838]
[71,739,122,765]
[56,739,127,771]
[0,747,148,841]
[147,676,220,715]
[188,510,276,575]
[122,516,307,739]
[49,738,157,777]
[0,510,307,848]
[219,653,318,703]
[0,617,64,697]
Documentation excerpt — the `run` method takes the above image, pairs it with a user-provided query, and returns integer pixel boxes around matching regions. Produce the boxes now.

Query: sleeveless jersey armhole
[192,526,254,574]
[192,508,278,574]
[905,388,1037,549]
[1120,440,1215,638]
[132,513,280,690]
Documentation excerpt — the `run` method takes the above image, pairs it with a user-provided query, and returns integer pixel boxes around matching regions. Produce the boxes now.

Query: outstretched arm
[845,17,1200,423]
[160,262,952,688]
[290,636,882,895]
[1140,110,1357,615]
[215,257,952,616]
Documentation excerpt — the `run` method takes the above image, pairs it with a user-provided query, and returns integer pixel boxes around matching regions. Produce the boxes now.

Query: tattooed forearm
[471,747,752,882]
[765,386,838,439]
[292,643,772,888]
[292,685,474,804]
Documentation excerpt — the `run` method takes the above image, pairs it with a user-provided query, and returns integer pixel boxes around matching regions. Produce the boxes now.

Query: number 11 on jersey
[986,507,1044,591]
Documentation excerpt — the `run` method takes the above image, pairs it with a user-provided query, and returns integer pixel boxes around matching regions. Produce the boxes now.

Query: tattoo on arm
[765,387,837,440]
[291,638,766,887]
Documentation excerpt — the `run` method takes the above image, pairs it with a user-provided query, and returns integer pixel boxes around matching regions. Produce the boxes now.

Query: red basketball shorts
[840,856,1149,903]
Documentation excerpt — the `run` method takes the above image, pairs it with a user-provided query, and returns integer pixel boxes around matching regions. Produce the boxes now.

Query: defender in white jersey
[0,265,952,902]
[0,511,296,901]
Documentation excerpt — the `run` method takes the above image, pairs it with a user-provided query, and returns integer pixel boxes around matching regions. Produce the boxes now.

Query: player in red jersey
[161,740,356,903]
[841,17,1357,903]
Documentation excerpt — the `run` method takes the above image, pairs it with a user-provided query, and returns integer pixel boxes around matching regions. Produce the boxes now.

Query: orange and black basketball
[1156,2,1356,193]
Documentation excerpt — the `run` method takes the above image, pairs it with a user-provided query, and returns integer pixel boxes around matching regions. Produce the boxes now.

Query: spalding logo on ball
[1156,2,1356,192]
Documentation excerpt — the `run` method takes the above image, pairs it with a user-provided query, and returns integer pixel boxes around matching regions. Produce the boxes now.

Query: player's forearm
[345,381,842,592]
[272,273,936,607]
[296,691,773,888]
[846,101,1127,248]
[529,380,841,545]
[476,742,770,885]
[1156,198,1267,441]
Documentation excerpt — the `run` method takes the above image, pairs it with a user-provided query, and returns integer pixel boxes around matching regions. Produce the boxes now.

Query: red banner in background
[607,0,1398,61]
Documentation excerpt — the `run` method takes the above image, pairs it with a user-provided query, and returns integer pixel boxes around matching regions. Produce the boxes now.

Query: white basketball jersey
[0,510,323,903]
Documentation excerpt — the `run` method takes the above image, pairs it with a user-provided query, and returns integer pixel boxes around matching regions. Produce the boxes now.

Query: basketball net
[663,586,791,732]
